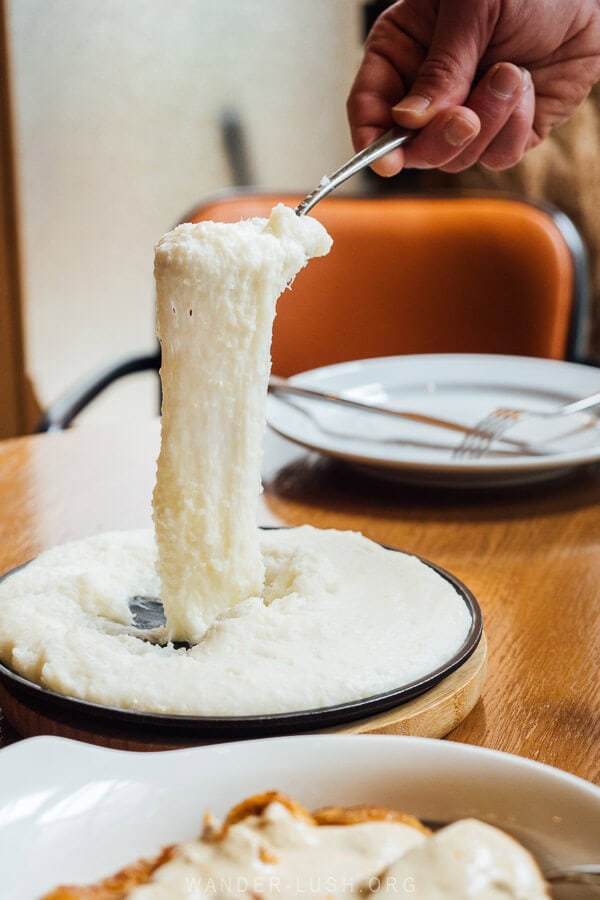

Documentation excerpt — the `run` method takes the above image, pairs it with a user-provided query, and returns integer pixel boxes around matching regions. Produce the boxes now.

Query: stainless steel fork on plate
[453,390,600,459]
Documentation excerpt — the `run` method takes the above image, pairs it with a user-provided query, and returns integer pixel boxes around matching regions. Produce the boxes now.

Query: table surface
[0,420,598,783]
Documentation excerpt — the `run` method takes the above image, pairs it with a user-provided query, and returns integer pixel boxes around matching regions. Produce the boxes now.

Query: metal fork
[453,390,600,459]
[268,375,553,453]
[295,127,412,216]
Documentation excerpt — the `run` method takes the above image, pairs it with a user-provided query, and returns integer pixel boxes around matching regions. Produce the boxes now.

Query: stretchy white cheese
[153,205,332,642]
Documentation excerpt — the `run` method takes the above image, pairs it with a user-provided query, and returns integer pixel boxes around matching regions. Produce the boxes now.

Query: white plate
[1,734,599,899]
[267,354,600,487]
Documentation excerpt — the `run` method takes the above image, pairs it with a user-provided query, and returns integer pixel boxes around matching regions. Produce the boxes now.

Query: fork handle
[295,127,413,216]
[558,390,600,416]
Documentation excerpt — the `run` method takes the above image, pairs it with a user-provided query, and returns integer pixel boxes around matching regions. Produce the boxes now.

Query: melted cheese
[153,205,332,642]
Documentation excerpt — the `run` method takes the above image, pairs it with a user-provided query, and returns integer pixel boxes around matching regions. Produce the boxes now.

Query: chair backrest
[185,192,589,376]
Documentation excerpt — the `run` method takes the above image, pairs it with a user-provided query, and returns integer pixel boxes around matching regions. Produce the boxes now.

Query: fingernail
[489,63,524,99]
[444,115,478,148]
[393,94,432,115]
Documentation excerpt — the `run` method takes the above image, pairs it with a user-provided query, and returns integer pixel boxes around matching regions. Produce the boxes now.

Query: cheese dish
[0,525,470,716]
[0,205,471,716]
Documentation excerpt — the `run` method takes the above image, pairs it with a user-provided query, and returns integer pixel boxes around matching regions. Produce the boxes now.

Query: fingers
[346,12,419,175]
[347,0,534,175]
[347,0,486,176]
[354,62,532,175]
[389,0,490,130]
[369,145,407,178]
[398,107,482,170]
[472,72,535,170]
[348,75,408,175]
[439,64,534,172]
[398,63,532,172]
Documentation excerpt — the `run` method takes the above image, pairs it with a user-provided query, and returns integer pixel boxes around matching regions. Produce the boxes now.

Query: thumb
[392,1,489,127]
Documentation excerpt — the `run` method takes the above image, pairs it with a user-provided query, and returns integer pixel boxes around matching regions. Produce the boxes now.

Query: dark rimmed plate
[0,537,482,741]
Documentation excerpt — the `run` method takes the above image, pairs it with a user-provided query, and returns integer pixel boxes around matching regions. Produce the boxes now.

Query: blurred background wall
[6,0,365,426]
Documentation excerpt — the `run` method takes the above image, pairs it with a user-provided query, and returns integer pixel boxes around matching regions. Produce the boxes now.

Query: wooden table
[0,421,598,783]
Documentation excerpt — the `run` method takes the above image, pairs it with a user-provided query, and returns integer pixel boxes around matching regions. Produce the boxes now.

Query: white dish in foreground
[1,734,599,899]
[267,354,600,487]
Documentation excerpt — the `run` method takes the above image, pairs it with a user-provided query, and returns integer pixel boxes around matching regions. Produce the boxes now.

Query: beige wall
[7,0,363,424]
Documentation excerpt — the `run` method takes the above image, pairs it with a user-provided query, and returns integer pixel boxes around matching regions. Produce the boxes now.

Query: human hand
[347,0,600,175]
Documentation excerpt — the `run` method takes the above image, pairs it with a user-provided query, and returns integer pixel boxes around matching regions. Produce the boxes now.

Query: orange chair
[38,191,590,430]
[186,192,590,376]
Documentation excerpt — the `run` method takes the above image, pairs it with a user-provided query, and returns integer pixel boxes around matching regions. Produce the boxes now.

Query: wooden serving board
[0,634,486,751]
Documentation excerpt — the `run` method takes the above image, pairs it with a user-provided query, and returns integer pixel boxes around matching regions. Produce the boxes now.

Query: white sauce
[0,525,471,715]
[127,802,549,899]
[381,819,550,898]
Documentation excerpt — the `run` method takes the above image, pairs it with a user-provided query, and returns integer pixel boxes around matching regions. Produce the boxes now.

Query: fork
[268,375,554,453]
[453,390,600,459]
[295,127,412,216]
